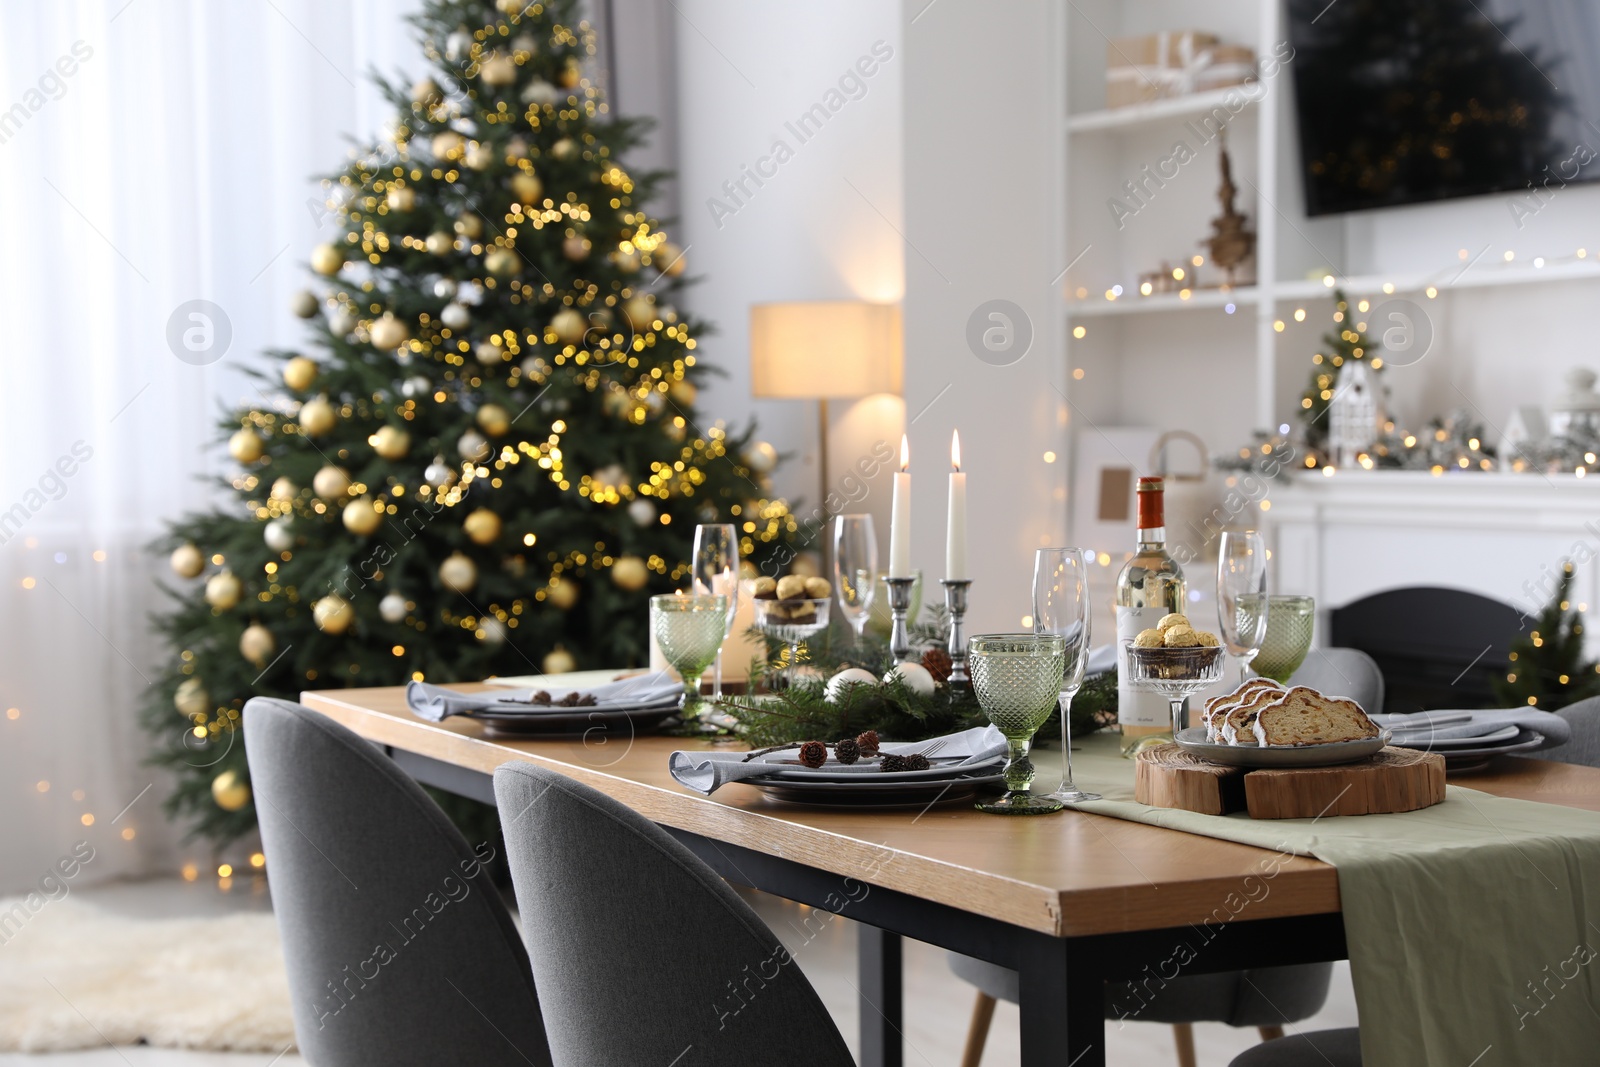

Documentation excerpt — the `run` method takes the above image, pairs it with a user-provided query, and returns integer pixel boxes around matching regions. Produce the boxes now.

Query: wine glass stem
[1004,736,1034,796]
[1170,698,1186,739]
[1059,694,1076,792]
[788,641,800,689]
[712,649,724,700]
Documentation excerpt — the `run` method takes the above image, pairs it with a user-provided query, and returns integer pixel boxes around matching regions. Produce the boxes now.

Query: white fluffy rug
[0,894,295,1053]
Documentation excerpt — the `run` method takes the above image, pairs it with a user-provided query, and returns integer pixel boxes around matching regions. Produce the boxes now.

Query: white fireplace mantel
[1268,471,1600,646]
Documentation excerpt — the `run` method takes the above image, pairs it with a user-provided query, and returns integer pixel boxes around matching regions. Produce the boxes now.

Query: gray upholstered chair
[493,760,855,1067]
[1230,1027,1362,1065]
[244,697,551,1066]
[946,650,1381,1067]
[1529,695,1600,767]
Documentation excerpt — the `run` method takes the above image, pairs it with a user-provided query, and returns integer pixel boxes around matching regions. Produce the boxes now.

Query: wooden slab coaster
[1135,744,1447,819]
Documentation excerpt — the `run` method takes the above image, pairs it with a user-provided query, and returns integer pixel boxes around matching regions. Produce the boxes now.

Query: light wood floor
[0,878,1358,1066]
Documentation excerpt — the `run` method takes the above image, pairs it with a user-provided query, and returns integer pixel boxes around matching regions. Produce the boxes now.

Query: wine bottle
[1115,477,1187,756]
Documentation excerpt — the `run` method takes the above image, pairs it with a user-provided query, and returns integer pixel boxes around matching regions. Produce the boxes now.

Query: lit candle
[946,430,967,580]
[889,434,911,577]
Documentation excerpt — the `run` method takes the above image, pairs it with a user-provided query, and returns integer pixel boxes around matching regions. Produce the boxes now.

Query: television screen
[1287,0,1600,216]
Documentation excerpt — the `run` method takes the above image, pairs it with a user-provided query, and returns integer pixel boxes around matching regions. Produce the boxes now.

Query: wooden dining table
[300,682,1600,1067]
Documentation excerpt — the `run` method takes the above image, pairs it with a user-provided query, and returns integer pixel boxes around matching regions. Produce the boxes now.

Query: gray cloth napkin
[406,672,683,722]
[669,724,1008,795]
[1374,708,1572,750]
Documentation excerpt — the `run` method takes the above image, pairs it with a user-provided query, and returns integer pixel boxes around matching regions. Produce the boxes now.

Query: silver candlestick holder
[941,579,972,687]
[883,577,916,662]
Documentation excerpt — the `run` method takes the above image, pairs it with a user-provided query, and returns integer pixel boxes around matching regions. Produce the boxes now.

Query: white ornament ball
[439,552,477,593]
[440,302,471,330]
[290,289,320,318]
[328,309,356,337]
[477,616,508,645]
[433,278,458,300]
[269,476,297,502]
[884,661,936,697]
[424,456,457,488]
[205,571,243,611]
[239,624,275,667]
[474,342,505,365]
[458,430,490,462]
[174,677,209,718]
[170,542,205,579]
[521,355,550,381]
[228,428,264,464]
[264,519,294,553]
[542,647,577,675]
[445,29,472,62]
[342,498,382,536]
[551,136,578,161]
[379,592,409,623]
[299,396,336,437]
[310,243,344,276]
[464,141,493,170]
[745,441,778,474]
[425,231,455,256]
[431,131,464,160]
[401,375,432,399]
[523,80,560,106]
[478,52,517,87]
[627,499,656,527]
[369,313,410,350]
[549,307,586,345]
[825,667,878,702]
[313,594,355,635]
[411,77,440,107]
[370,425,411,460]
[313,465,351,500]
[457,280,484,305]
[386,186,415,212]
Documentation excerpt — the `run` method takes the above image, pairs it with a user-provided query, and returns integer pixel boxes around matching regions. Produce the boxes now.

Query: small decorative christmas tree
[1297,289,1381,461]
[145,0,796,848]
[1493,562,1600,710]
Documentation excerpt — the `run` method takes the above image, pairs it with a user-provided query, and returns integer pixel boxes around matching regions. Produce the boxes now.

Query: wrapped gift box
[1106,31,1257,108]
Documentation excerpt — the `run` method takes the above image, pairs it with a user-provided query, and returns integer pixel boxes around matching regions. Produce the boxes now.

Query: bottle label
[1117,606,1170,726]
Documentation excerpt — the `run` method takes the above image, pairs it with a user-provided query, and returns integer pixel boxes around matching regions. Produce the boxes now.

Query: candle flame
[951,429,961,472]
[899,434,909,472]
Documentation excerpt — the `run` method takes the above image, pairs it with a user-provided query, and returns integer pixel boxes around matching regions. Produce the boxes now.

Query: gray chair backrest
[493,760,855,1067]
[1531,695,1600,768]
[244,697,550,1066]
[1289,647,1385,715]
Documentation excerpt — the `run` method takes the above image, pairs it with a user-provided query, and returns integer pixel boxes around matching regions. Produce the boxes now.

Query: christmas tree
[1494,562,1600,710]
[146,0,795,846]
[1296,289,1381,459]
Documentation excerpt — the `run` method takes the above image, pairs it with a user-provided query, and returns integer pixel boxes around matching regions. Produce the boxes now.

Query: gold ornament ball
[439,552,478,593]
[510,171,544,205]
[505,136,530,160]
[211,770,251,813]
[313,594,356,635]
[542,646,577,675]
[432,131,465,160]
[204,571,243,611]
[299,395,337,437]
[551,135,578,160]
[386,186,415,212]
[269,477,297,502]
[310,243,344,276]
[479,52,518,87]
[562,234,591,261]
[464,508,503,545]
[557,59,581,89]
[484,247,521,278]
[496,0,526,13]
[425,231,454,255]
[283,356,318,392]
[228,428,264,464]
[240,623,275,667]
[369,313,410,350]
[464,141,493,170]
[668,378,698,406]
[550,307,587,345]
[458,430,491,462]
[547,576,578,609]
[454,213,485,239]
[411,76,441,107]
[654,241,686,277]
[170,542,205,578]
[610,555,649,592]
[342,497,383,536]
[174,677,209,718]
[290,289,320,318]
[370,425,411,460]
[313,465,351,500]
[474,342,506,365]
[614,245,642,273]
[477,402,511,436]
[622,295,656,330]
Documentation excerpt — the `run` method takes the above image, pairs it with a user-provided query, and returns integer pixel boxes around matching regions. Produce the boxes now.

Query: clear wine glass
[832,515,878,641]
[968,633,1068,815]
[1033,548,1100,803]
[1217,530,1268,686]
[691,524,740,700]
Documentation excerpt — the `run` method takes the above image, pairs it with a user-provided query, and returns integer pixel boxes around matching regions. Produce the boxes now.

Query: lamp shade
[749,300,903,399]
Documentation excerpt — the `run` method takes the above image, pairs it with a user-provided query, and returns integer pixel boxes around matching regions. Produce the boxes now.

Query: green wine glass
[1254,595,1316,683]
[968,633,1067,815]
[650,594,729,718]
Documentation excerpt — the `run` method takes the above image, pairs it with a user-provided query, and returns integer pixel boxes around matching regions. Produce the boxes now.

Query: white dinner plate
[1174,727,1391,768]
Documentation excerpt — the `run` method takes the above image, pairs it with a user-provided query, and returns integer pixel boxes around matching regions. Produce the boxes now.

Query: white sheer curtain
[0,0,426,891]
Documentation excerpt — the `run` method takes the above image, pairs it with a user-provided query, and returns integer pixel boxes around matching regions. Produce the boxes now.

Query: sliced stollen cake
[1251,686,1380,746]
[1220,686,1291,745]
[1201,679,1283,741]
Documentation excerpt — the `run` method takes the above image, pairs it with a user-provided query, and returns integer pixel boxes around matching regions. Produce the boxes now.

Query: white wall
[672,0,905,568]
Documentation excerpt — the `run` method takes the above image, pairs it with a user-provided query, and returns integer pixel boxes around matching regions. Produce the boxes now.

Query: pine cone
[797,740,828,769]
[921,647,953,683]
[878,753,909,773]
[903,753,931,771]
[855,730,880,756]
[833,738,861,765]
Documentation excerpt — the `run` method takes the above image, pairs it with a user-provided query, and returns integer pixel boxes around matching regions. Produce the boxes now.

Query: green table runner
[1053,733,1600,1066]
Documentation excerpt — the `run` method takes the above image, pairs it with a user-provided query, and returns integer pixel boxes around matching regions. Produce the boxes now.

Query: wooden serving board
[1134,744,1446,819]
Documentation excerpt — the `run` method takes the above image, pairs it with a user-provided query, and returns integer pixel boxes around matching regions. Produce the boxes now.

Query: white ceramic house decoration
[1499,407,1548,472]
[1328,359,1379,469]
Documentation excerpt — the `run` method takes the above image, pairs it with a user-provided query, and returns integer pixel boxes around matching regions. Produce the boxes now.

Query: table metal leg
[1018,934,1105,1067]
[857,925,904,1067]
